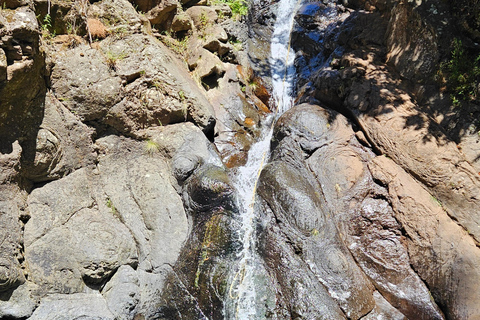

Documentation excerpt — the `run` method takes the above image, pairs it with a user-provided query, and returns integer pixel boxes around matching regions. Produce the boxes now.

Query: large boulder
[50,33,215,135]
[22,127,218,316]
[371,156,480,320]
[280,104,444,319]
[50,45,123,121]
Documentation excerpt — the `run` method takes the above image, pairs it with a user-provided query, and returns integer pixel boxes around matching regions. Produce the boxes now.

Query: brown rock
[370,156,480,320]
[185,6,218,29]
[386,3,439,82]
[171,12,193,32]
[145,0,178,25]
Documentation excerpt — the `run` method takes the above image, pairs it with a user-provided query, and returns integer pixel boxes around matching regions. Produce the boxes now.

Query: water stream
[228,0,301,318]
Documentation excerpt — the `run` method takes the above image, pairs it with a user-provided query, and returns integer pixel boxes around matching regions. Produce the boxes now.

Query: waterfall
[227,0,301,318]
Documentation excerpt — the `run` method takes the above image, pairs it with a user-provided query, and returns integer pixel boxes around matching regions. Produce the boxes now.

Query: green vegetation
[227,0,248,18]
[39,14,56,39]
[42,14,52,31]
[159,32,190,56]
[439,38,480,106]
[106,198,117,215]
[212,0,248,19]
[144,139,160,155]
[228,37,242,51]
[430,195,442,207]
[103,50,128,70]
[248,79,258,91]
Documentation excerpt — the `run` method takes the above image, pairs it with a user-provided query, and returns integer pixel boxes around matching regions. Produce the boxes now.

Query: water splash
[271,0,301,113]
[228,0,302,318]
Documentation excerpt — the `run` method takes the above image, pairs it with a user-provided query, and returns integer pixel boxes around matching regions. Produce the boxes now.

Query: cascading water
[227,0,302,318]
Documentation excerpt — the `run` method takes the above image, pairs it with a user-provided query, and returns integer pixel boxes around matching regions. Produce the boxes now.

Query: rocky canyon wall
[0,0,479,319]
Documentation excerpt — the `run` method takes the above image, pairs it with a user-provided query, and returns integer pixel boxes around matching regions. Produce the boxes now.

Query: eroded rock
[0,5,45,153]
[22,92,96,182]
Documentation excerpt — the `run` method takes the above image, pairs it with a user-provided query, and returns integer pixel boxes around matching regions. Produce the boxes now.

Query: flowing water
[228,0,301,318]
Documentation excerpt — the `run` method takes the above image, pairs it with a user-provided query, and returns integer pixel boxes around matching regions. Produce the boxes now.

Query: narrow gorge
[1,0,480,319]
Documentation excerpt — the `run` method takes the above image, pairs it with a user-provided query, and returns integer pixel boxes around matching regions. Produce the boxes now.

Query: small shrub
[439,38,480,106]
[212,0,248,20]
[39,14,56,39]
[144,139,159,155]
[211,0,248,19]
[229,0,248,18]
[103,50,127,70]
[228,37,242,51]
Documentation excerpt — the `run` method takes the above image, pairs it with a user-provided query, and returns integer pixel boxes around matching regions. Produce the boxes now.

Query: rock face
[0,4,46,154]
[1,0,480,318]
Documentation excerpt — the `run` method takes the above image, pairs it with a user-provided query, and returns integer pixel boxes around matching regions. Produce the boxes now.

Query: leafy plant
[228,0,248,18]
[211,0,248,19]
[39,14,56,39]
[439,38,480,106]
[178,90,186,101]
[42,14,52,31]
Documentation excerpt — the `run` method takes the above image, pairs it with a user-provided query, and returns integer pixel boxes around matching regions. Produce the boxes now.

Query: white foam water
[228,0,301,318]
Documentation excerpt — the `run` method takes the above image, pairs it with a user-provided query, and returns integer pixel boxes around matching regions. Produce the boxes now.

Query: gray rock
[22,129,208,313]
[102,265,140,320]
[95,135,188,273]
[260,214,347,319]
[145,0,178,26]
[0,140,22,184]
[0,6,45,153]
[135,267,170,318]
[279,104,444,319]
[29,293,115,320]
[363,291,407,320]
[202,24,228,49]
[385,2,445,83]
[102,34,215,134]
[25,168,95,247]
[25,164,138,296]
[22,92,96,182]
[259,161,376,319]
[0,185,26,293]
[171,12,193,32]
[0,283,37,319]
[1,0,30,9]
[0,48,6,84]
[141,122,223,168]
[89,0,146,34]
[186,45,225,85]
[50,45,123,121]
[370,156,480,320]
[26,206,137,292]
[157,162,237,319]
